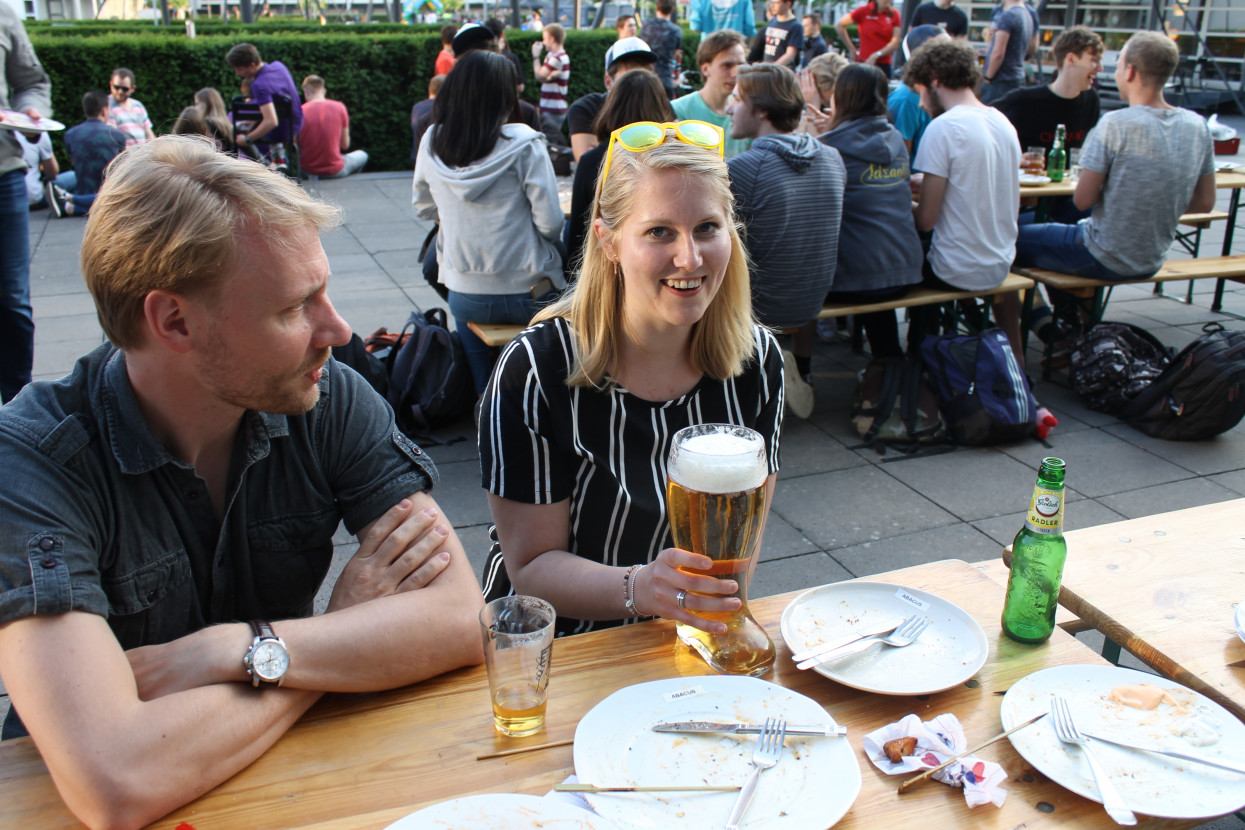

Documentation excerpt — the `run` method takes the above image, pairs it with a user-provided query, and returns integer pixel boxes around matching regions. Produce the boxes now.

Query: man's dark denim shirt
[0,344,436,650]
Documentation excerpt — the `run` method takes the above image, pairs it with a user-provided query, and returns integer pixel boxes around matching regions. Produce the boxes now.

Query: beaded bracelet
[623,564,644,617]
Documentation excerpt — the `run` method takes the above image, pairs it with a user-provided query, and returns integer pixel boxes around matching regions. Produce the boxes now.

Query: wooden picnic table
[1050,498,1245,724]
[0,558,1211,829]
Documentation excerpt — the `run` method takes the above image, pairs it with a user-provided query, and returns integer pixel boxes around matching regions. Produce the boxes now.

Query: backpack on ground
[1068,322,1172,413]
[1117,322,1245,440]
[851,357,946,450]
[332,333,391,398]
[384,308,476,440]
[921,328,1036,445]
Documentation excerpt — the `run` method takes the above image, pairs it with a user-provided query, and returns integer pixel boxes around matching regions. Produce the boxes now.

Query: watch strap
[251,619,277,641]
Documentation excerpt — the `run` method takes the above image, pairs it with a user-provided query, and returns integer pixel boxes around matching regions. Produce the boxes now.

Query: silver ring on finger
[676,589,687,610]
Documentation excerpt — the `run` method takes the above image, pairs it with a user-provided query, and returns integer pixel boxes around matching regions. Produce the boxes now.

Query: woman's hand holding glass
[634,548,741,634]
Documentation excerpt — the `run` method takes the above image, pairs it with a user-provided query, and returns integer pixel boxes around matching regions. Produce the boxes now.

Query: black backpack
[851,357,946,451]
[384,309,476,440]
[1118,322,1245,440]
[1068,322,1172,413]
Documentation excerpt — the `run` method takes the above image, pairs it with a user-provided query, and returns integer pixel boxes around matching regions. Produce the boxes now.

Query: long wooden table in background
[1052,499,1245,723]
[0,559,1208,829]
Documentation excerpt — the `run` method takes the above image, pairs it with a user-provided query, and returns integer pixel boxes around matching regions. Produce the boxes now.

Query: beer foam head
[669,428,766,494]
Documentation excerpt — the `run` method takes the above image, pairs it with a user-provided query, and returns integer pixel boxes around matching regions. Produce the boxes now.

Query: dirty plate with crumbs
[780,581,988,695]
[385,793,619,828]
[1001,665,1245,819]
[573,676,859,829]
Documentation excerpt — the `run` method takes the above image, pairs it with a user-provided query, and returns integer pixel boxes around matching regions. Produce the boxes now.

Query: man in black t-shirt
[908,0,968,38]
[800,13,829,67]
[996,26,1103,153]
[566,37,657,160]
[762,0,803,66]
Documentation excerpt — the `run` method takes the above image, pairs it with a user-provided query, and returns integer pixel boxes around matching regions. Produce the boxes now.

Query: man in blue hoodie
[727,63,845,419]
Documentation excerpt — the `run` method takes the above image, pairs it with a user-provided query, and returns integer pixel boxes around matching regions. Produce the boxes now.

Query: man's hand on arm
[914,172,947,232]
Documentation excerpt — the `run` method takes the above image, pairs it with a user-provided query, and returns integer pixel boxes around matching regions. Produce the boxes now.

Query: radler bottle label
[1025,486,1063,535]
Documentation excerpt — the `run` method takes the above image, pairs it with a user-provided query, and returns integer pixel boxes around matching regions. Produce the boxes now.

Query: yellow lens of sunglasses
[615,122,667,152]
[600,120,726,187]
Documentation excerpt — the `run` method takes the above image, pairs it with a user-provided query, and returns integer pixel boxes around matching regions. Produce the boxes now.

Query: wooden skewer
[897,712,1048,794]
[555,784,741,793]
[476,738,574,761]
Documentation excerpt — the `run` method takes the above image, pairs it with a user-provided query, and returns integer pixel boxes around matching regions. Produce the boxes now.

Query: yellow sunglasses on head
[599,120,726,186]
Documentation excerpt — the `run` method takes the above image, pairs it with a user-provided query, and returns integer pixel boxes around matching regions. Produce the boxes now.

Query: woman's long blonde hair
[533,133,756,388]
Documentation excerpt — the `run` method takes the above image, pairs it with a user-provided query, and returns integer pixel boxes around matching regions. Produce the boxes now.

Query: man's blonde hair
[534,134,756,387]
[1122,30,1179,89]
[82,135,341,349]
[301,74,326,94]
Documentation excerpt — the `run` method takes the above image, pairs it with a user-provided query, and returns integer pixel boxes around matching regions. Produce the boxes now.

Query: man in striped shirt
[532,23,570,129]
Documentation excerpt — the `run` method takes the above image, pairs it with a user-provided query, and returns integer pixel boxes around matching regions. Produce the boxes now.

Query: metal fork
[796,615,932,669]
[1049,696,1137,826]
[724,716,787,830]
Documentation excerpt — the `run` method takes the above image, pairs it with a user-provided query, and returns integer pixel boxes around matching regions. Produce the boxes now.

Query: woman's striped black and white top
[479,317,784,636]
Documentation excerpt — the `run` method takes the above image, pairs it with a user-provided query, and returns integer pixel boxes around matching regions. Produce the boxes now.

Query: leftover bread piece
[884,736,918,763]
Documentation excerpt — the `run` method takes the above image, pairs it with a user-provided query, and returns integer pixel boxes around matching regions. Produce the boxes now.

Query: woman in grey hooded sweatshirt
[819,63,923,358]
[413,50,566,394]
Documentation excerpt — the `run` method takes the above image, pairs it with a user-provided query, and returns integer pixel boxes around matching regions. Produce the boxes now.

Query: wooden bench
[468,274,1037,349]
[1162,210,1233,302]
[1016,254,1245,379]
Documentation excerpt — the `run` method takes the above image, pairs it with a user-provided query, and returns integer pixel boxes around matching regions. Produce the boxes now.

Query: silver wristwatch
[243,619,289,688]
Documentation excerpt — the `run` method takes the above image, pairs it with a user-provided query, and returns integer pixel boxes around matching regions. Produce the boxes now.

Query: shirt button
[40,557,56,569]
[39,537,54,551]
[187,491,199,500]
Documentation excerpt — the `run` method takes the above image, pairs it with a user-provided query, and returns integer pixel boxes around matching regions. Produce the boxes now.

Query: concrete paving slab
[32,337,105,377]
[329,287,424,340]
[775,417,865,479]
[32,312,102,344]
[872,446,1036,522]
[760,512,820,562]
[32,292,98,319]
[752,551,851,600]
[428,458,493,527]
[1005,428,1193,498]
[372,250,428,288]
[1102,422,1245,476]
[1208,469,1245,496]
[1096,477,1240,519]
[772,465,957,550]
[830,522,1003,578]
[456,522,496,575]
[970,497,1128,547]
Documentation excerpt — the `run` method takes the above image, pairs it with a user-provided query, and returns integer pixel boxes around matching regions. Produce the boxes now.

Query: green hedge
[26,19,437,36]
[30,27,709,171]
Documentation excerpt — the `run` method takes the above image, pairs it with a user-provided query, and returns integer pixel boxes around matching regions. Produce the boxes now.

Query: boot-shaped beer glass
[666,424,774,676]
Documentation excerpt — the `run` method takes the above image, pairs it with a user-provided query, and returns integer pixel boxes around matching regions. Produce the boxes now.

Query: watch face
[252,640,289,682]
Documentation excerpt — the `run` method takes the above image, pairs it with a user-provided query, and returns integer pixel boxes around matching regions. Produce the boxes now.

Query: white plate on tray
[0,109,65,132]
[1019,173,1051,186]
[1234,602,1245,644]
[1001,665,1245,820]
[573,675,860,830]
[385,793,618,829]
[780,581,988,695]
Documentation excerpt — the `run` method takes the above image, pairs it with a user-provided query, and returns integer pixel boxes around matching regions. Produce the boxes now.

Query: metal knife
[652,721,847,737]
[1080,730,1245,774]
[790,616,906,664]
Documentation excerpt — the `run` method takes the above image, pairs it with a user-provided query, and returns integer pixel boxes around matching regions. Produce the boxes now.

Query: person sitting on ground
[226,42,304,167]
[171,105,213,139]
[616,13,637,39]
[836,0,902,78]
[800,13,829,67]
[298,74,368,179]
[413,51,565,396]
[671,29,752,158]
[193,87,237,152]
[106,67,154,147]
[411,73,444,163]
[817,63,923,360]
[567,37,658,160]
[532,23,570,131]
[887,25,949,162]
[727,63,845,419]
[45,90,128,219]
[15,128,56,209]
[435,24,458,76]
[0,135,484,830]
[906,39,1024,361]
[1014,30,1215,333]
[480,122,783,637]
[761,0,803,66]
[565,70,674,272]
[640,0,683,98]
[796,50,848,135]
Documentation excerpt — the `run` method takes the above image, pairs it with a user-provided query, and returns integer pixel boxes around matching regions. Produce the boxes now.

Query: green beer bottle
[1001,457,1067,644]
[1046,125,1067,183]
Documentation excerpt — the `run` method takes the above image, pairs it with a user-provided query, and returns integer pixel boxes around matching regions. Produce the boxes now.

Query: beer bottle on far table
[1001,457,1067,644]
[1047,124,1067,183]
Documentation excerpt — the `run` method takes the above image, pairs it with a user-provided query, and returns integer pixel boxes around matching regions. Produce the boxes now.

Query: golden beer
[666,425,774,677]
[492,682,548,737]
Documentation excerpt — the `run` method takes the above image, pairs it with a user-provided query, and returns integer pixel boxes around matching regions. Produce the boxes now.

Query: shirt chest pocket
[103,548,196,649]
[246,509,340,619]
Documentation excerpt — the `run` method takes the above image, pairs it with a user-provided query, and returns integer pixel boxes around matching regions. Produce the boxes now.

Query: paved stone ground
[5,116,1245,825]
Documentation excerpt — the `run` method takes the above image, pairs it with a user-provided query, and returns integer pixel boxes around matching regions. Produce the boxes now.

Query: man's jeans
[1015,219,1144,320]
[447,290,549,395]
[0,169,33,402]
[51,171,97,215]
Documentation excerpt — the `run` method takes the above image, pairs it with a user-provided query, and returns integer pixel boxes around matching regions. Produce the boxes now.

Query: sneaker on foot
[1034,406,1058,440]
[44,181,63,218]
[781,349,815,419]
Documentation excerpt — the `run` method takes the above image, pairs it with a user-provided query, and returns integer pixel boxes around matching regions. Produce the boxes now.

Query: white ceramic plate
[1234,602,1245,644]
[1019,173,1051,186]
[573,676,860,830]
[1001,665,1245,819]
[0,109,65,132]
[779,581,988,695]
[385,794,618,829]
